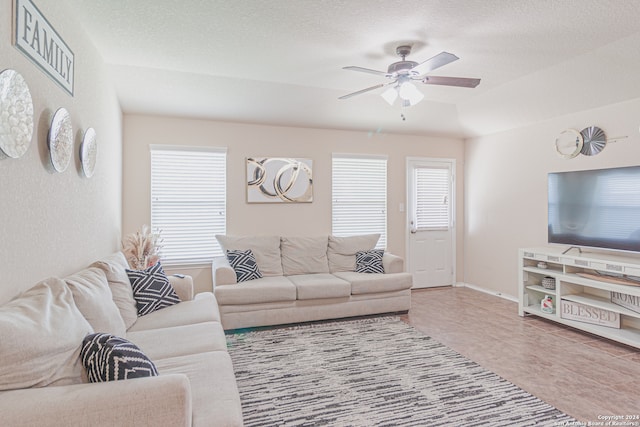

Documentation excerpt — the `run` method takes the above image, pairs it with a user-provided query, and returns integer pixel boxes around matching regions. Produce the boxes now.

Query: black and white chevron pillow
[81,333,158,382]
[126,262,181,316]
[355,249,385,274]
[226,249,262,283]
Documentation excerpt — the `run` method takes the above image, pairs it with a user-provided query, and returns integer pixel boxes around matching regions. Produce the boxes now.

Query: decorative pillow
[216,235,283,276]
[226,249,263,282]
[280,236,330,275]
[126,262,181,316]
[356,249,385,274]
[81,333,158,382]
[327,234,380,273]
[0,278,94,391]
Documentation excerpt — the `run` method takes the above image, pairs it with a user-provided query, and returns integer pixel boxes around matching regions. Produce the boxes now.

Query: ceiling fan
[339,45,480,107]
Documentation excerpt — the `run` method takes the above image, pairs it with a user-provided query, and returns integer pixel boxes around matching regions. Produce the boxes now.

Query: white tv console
[519,247,640,349]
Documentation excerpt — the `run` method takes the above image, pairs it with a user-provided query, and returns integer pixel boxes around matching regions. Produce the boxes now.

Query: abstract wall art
[246,157,313,203]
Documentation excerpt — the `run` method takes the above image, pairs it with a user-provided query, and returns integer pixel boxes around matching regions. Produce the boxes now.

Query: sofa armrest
[383,252,405,274]
[0,374,192,427]
[169,274,194,301]
[212,256,237,288]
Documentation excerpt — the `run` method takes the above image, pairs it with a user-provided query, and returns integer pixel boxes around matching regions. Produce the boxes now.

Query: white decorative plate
[80,127,97,178]
[48,108,73,172]
[0,69,34,158]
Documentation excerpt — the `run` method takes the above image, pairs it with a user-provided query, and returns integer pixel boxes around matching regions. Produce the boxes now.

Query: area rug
[226,317,574,427]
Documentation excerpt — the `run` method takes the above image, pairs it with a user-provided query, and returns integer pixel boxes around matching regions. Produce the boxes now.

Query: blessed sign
[560,299,620,328]
[13,0,74,96]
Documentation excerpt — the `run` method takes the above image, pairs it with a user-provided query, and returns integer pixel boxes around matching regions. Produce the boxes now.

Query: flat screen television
[548,166,640,253]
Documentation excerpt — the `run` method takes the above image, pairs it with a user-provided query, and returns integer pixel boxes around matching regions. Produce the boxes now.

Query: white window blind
[332,154,387,249]
[150,145,226,266]
[414,166,451,230]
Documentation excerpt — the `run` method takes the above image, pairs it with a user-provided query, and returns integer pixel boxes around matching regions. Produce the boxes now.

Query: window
[413,165,451,230]
[150,145,226,266]
[332,154,387,249]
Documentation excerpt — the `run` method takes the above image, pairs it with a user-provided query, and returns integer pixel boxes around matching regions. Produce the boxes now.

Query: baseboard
[454,282,518,303]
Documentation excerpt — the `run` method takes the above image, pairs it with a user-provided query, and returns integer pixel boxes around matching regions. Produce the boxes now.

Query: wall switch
[399,203,405,212]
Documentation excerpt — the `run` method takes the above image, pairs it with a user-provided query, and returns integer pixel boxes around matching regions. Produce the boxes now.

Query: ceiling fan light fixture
[381,87,398,105]
[398,81,424,106]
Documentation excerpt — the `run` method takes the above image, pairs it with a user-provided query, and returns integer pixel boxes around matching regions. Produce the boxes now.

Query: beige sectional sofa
[0,252,243,427]
[212,234,413,330]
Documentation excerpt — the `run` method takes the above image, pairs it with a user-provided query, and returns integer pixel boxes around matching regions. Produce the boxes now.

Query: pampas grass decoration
[122,225,163,270]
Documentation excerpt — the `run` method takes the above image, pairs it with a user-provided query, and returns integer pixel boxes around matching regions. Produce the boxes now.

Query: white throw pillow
[65,267,127,336]
[327,234,380,273]
[216,235,283,277]
[281,236,330,275]
[0,278,94,391]
[92,252,138,330]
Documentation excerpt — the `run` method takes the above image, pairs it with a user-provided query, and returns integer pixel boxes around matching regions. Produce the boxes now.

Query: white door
[407,159,455,288]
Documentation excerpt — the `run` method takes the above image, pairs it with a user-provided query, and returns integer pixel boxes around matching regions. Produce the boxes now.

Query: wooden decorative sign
[13,0,74,96]
[611,292,640,315]
[560,299,620,328]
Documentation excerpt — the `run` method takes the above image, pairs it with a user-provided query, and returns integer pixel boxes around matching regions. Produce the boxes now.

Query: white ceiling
[65,0,640,138]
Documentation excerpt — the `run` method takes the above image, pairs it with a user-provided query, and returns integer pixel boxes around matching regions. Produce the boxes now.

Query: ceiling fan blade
[421,76,481,88]
[342,66,389,77]
[338,81,395,100]
[411,52,459,76]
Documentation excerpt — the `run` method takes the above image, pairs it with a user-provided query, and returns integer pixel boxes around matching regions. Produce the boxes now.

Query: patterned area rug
[226,317,574,427]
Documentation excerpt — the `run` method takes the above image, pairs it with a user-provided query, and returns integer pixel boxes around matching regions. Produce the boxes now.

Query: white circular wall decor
[554,128,583,159]
[0,69,34,159]
[80,127,97,178]
[48,108,73,172]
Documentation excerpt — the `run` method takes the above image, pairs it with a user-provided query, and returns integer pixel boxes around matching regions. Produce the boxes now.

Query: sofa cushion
[127,321,228,360]
[281,236,330,275]
[126,262,181,316]
[333,271,413,295]
[355,250,385,274]
[226,249,262,282]
[81,333,158,382]
[327,234,380,273]
[216,235,283,276]
[214,276,296,305]
[155,351,243,427]
[287,273,351,300]
[92,252,138,329]
[64,267,127,336]
[0,278,93,391]
[127,292,220,332]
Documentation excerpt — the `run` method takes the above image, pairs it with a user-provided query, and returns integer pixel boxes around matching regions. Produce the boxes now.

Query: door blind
[414,166,451,230]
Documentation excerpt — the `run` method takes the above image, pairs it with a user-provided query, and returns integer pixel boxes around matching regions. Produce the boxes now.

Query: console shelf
[519,247,640,349]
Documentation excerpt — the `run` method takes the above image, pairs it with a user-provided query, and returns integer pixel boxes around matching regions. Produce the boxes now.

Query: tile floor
[400,287,640,423]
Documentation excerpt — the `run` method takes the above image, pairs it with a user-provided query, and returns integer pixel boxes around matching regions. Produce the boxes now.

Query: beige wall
[123,115,465,293]
[0,2,122,303]
[464,97,640,299]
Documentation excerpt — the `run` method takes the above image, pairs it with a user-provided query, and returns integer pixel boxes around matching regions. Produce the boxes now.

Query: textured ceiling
[64,0,640,137]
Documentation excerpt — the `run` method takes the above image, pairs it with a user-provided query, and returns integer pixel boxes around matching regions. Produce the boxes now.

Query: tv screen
[548,166,640,253]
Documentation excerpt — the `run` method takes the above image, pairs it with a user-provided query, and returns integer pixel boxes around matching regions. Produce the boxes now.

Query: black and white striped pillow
[226,249,262,283]
[81,333,158,382]
[126,262,181,316]
[355,249,385,274]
